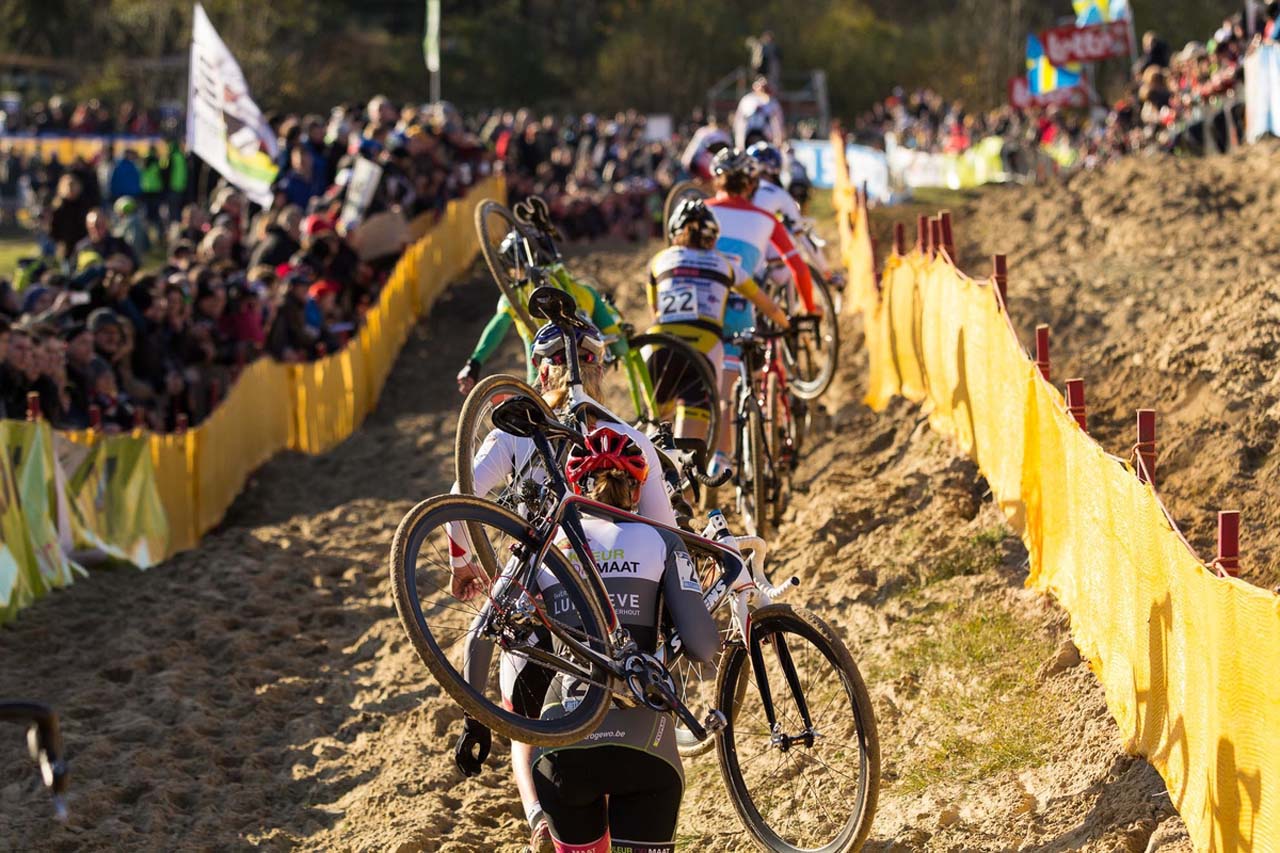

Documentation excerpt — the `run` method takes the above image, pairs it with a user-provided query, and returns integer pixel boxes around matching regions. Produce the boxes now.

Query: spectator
[49,174,93,263]
[75,210,138,270]
[108,149,142,201]
[113,196,151,259]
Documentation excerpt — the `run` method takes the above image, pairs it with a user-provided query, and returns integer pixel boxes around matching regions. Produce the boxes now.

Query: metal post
[1136,409,1157,485]
[1035,325,1051,381]
[1065,378,1087,431]
[1216,511,1240,578]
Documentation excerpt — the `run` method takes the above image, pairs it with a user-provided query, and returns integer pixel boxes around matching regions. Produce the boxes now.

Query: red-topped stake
[918,215,931,255]
[1216,511,1240,578]
[26,391,41,421]
[992,254,1008,307]
[893,222,906,256]
[88,405,102,430]
[1136,409,1157,485]
[1035,325,1051,381]
[939,210,955,258]
[1065,378,1087,431]
[930,217,944,260]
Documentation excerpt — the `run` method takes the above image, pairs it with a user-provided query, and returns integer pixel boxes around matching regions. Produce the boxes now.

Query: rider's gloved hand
[456,359,481,394]
[454,716,491,777]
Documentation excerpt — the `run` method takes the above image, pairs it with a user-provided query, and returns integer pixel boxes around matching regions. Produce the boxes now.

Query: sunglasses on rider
[545,349,597,366]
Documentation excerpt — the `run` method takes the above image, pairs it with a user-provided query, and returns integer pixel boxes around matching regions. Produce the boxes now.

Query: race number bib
[658,284,698,322]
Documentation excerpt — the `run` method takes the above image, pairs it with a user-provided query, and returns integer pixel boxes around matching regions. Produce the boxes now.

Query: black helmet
[667,197,720,244]
[710,148,759,181]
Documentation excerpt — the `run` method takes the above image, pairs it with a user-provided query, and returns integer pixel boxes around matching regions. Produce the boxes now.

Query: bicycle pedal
[704,709,728,735]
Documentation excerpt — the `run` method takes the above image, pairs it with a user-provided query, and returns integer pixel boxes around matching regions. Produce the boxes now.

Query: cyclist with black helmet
[705,148,816,475]
[529,425,719,853]
[456,230,625,393]
[449,319,680,852]
[644,197,789,459]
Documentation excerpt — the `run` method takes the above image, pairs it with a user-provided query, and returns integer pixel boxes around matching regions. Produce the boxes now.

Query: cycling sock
[525,801,544,828]
[551,832,609,853]
[610,841,675,853]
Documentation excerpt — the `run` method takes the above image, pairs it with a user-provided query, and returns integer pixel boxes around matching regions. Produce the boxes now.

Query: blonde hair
[539,360,603,411]
[588,468,639,511]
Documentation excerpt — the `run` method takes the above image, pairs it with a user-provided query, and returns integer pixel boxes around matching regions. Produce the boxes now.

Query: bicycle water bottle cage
[528,287,588,330]
[492,396,585,445]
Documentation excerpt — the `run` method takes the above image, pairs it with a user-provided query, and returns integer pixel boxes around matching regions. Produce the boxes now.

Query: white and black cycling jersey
[647,245,755,333]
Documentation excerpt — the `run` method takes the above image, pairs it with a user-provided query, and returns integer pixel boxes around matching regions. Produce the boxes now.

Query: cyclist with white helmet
[457,229,625,393]
[449,319,678,852]
[733,77,786,150]
[532,426,719,853]
[644,197,789,455]
[704,148,816,475]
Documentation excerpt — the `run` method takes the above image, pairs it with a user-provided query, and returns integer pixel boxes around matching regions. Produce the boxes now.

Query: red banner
[1040,21,1130,65]
[1008,77,1090,110]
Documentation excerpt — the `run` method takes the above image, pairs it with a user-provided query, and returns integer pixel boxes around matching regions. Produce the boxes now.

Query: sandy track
[1,234,1190,851]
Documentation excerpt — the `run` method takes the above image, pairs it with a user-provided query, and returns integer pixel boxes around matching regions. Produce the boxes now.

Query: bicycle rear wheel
[390,495,612,747]
[715,604,879,853]
[662,181,710,240]
[764,372,793,528]
[784,273,840,401]
[630,333,720,451]
[476,200,541,333]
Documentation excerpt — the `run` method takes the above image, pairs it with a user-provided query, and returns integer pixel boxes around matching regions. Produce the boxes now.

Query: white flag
[186,3,279,206]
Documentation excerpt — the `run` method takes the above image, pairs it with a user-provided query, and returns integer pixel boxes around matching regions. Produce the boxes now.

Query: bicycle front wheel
[715,604,880,853]
[785,273,840,401]
[475,200,541,333]
[389,495,612,747]
[662,180,710,241]
[630,333,720,451]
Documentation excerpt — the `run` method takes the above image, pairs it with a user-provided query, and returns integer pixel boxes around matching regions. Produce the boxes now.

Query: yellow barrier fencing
[0,175,505,623]
[833,143,1279,852]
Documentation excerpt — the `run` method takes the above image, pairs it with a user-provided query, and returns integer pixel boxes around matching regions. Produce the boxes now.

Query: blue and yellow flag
[1026,34,1083,94]
[1074,0,1130,25]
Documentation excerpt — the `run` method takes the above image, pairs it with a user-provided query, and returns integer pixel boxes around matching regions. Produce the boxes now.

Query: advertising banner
[1041,21,1131,65]
[1245,45,1280,143]
[1008,76,1090,110]
[787,139,892,204]
[339,157,384,234]
[186,3,279,206]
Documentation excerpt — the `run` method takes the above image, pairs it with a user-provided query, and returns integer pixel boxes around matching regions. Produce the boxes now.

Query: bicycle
[662,180,710,240]
[1,701,69,821]
[454,287,728,584]
[390,398,879,852]
[726,322,816,539]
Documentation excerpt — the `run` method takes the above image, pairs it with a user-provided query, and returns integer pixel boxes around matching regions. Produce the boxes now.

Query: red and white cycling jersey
[679,126,733,181]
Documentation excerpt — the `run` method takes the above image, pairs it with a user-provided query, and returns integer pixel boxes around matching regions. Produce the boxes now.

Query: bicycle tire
[786,273,840,401]
[662,181,710,242]
[735,387,770,539]
[475,200,540,334]
[765,372,790,528]
[628,332,720,451]
[715,604,880,853]
[389,494,612,747]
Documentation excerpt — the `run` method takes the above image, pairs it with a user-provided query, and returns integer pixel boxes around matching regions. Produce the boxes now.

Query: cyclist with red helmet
[530,426,719,853]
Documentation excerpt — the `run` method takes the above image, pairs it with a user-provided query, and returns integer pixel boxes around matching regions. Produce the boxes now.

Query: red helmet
[565,427,649,494]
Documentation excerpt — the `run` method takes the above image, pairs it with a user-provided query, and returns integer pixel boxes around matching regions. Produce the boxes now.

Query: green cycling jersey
[468,263,626,382]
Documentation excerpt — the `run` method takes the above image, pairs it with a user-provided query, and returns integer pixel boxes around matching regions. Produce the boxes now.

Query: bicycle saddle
[491,395,585,445]
[528,286,589,329]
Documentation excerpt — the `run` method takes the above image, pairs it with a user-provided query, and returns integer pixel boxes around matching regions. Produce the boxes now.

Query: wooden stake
[1136,409,1157,485]
[1035,325,1051,381]
[1065,378,1087,431]
[992,254,1008,306]
[893,222,906,256]
[1216,510,1240,578]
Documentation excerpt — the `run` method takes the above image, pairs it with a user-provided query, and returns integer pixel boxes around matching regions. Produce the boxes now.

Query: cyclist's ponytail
[589,468,639,511]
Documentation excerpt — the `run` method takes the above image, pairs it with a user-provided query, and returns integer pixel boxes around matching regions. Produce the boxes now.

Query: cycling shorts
[533,745,682,851]
[645,323,725,376]
[721,294,755,372]
[645,342,715,423]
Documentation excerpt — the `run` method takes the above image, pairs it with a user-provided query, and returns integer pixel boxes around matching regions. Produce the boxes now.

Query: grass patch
[915,526,1006,588]
[889,607,1058,795]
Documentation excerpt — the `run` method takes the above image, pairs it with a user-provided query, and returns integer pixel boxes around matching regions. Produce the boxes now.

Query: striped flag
[1026,34,1083,95]
[1074,0,1130,25]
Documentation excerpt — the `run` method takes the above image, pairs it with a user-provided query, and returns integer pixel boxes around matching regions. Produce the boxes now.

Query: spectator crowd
[0,96,495,431]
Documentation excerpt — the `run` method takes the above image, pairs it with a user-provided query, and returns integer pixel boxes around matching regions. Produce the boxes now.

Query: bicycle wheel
[784,274,840,401]
[735,388,770,539]
[629,333,720,451]
[475,200,540,333]
[455,375,561,580]
[715,604,880,853]
[662,180,709,241]
[764,372,792,528]
[390,494,612,747]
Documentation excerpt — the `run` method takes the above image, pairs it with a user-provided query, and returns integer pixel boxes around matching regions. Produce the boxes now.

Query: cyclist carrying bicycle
[704,148,816,475]
[531,426,719,853]
[449,320,679,852]
[746,142,838,287]
[644,198,789,458]
[457,230,626,393]
[678,122,733,182]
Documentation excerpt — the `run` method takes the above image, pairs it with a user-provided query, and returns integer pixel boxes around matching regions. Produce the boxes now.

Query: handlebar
[1,701,69,821]
[691,467,732,488]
